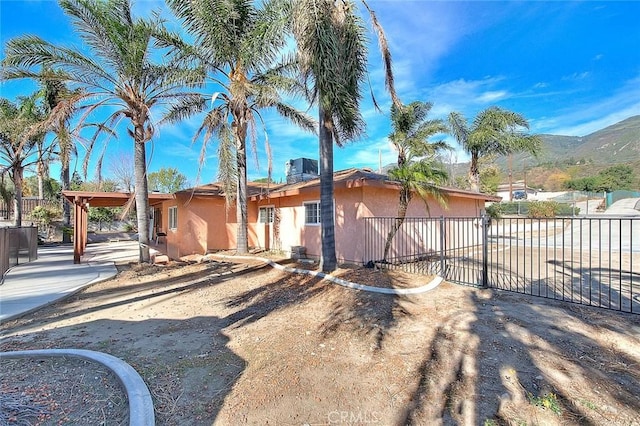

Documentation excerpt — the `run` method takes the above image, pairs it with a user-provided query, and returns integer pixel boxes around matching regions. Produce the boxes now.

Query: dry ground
[1,257,639,425]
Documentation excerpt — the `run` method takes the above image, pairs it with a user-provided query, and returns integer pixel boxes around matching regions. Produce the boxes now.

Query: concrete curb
[209,254,444,295]
[0,349,155,426]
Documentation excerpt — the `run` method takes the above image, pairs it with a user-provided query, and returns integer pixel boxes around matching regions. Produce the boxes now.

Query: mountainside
[499,115,640,170]
[571,115,640,163]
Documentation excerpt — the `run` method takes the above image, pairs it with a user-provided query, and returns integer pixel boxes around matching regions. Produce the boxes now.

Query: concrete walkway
[0,240,139,322]
[604,197,640,216]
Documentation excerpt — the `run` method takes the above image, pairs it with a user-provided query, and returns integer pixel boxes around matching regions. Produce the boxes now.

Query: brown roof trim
[251,169,502,202]
[180,168,502,203]
[62,191,173,207]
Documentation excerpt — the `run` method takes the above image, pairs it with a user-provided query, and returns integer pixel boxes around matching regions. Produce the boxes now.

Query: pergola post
[80,201,88,256]
[73,196,82,264]
[63,190,173,264]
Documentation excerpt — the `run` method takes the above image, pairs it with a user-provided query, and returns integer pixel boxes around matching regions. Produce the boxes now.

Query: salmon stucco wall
[163,195,232,258]
[362,185,485,218]
[254,190,322,259]
[162,182,488,263]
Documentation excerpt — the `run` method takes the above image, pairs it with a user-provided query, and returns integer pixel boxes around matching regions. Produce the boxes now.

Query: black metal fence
[364,216,640,314]
[0,226,38,281]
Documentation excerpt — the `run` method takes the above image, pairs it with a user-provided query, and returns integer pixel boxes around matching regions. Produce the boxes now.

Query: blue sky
[1,0,639,187]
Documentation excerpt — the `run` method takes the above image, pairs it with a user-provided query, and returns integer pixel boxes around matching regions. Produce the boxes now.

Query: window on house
[304,201,321,225]
[168,206,178,230]
[259,206,274,223]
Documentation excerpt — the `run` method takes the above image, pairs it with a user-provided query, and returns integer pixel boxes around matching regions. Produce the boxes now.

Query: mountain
[569,115,640,164]
[499,115,640,170]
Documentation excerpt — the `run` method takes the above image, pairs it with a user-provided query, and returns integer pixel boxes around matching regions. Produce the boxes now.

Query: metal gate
[363,216,640,314]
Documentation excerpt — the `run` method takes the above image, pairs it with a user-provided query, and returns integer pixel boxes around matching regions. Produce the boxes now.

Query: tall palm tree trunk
[236,133,249,254]
[61,157,71,243]
[319,105,336,272]
[133,130,151,263]
[37,160,45,200]
[469,153,481,192]
[13,165,24,227]
[382,187,410,262]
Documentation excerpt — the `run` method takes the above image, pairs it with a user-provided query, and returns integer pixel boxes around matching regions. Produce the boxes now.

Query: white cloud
[562,71,591,81]
[338,137,396,170]
[476,90,509,103]
[532,75,640,136]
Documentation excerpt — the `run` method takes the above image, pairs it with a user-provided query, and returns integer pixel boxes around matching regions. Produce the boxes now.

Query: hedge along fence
[487,201,579,219]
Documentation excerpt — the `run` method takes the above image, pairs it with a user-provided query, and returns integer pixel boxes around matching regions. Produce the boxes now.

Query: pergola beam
[62,191,173,264]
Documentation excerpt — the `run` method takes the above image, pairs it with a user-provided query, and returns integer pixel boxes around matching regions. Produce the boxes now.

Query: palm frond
[360,0,401,108]
[274,103,317,134]
[217,125,237,206]
[160,94,207,125]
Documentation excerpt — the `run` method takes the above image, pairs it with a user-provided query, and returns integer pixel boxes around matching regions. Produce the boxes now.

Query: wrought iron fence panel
[364,216,639,314]
[487,217,639,313]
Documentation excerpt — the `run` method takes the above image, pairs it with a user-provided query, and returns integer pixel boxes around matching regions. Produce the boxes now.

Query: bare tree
[108,151,134,193]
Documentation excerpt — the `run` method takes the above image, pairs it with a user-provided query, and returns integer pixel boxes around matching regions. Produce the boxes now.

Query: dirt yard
[1,257,639,425]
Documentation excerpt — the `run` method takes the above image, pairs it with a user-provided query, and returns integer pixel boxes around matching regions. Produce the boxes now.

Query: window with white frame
[259,206,274,223]
[304,201,321,225]
[168,206,178,230]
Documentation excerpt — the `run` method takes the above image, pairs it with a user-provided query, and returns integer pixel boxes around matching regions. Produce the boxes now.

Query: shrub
[527,201,558,218]
[527,201,579,218]
[30,205,60,226]
[490,201,578,218]
[497,201,529,216]
[485,203,503,220]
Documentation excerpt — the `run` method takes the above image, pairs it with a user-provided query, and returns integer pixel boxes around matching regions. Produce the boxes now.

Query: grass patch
[528,391,561,415]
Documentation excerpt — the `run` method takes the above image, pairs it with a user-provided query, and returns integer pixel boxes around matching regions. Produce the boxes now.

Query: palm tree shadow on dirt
[0,261,256,334]
[221,269,328,329]
[546,258,640,314]
[318,288,413,351]
[220,265,416,350]
[401,288,640,425]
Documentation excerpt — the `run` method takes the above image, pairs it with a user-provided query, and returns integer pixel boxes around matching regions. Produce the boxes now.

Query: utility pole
[508,154,513,201]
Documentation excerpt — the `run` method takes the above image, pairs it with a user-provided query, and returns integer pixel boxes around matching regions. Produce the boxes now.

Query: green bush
[527,201,579,218]
[485,203,503,220]
[556,203,579,216]
[499,201,529,215]
[490,201,578,218]
[527,201,558,218]
[30,205,60,226]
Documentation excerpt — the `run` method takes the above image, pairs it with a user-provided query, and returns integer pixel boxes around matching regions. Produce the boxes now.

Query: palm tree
[38,73,86,243]
[0,95,46,227]
[448,107,542,193]
[3,0,204,262]
[160,0,315,254]
[382,101,449,262]
[291,0,400,272]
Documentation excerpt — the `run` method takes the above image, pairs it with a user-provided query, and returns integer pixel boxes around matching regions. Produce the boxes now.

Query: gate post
[482,214,489,288]
[439,216,445,276]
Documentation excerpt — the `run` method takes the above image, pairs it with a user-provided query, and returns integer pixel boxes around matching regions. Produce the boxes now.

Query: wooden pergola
[62,191,173,263]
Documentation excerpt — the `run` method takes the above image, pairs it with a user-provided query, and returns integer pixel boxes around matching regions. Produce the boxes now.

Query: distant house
[156,161,500,264]
[496,181,538,201]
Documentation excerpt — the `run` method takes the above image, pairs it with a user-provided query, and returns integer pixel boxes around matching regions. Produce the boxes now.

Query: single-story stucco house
[155,161,500,264]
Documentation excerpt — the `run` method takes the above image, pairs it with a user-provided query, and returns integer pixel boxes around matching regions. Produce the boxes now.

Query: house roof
[178,168,501,203]
[174,181,275,199]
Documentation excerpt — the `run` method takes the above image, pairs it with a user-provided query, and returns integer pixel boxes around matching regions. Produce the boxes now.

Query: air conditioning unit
[285,158,318,184]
